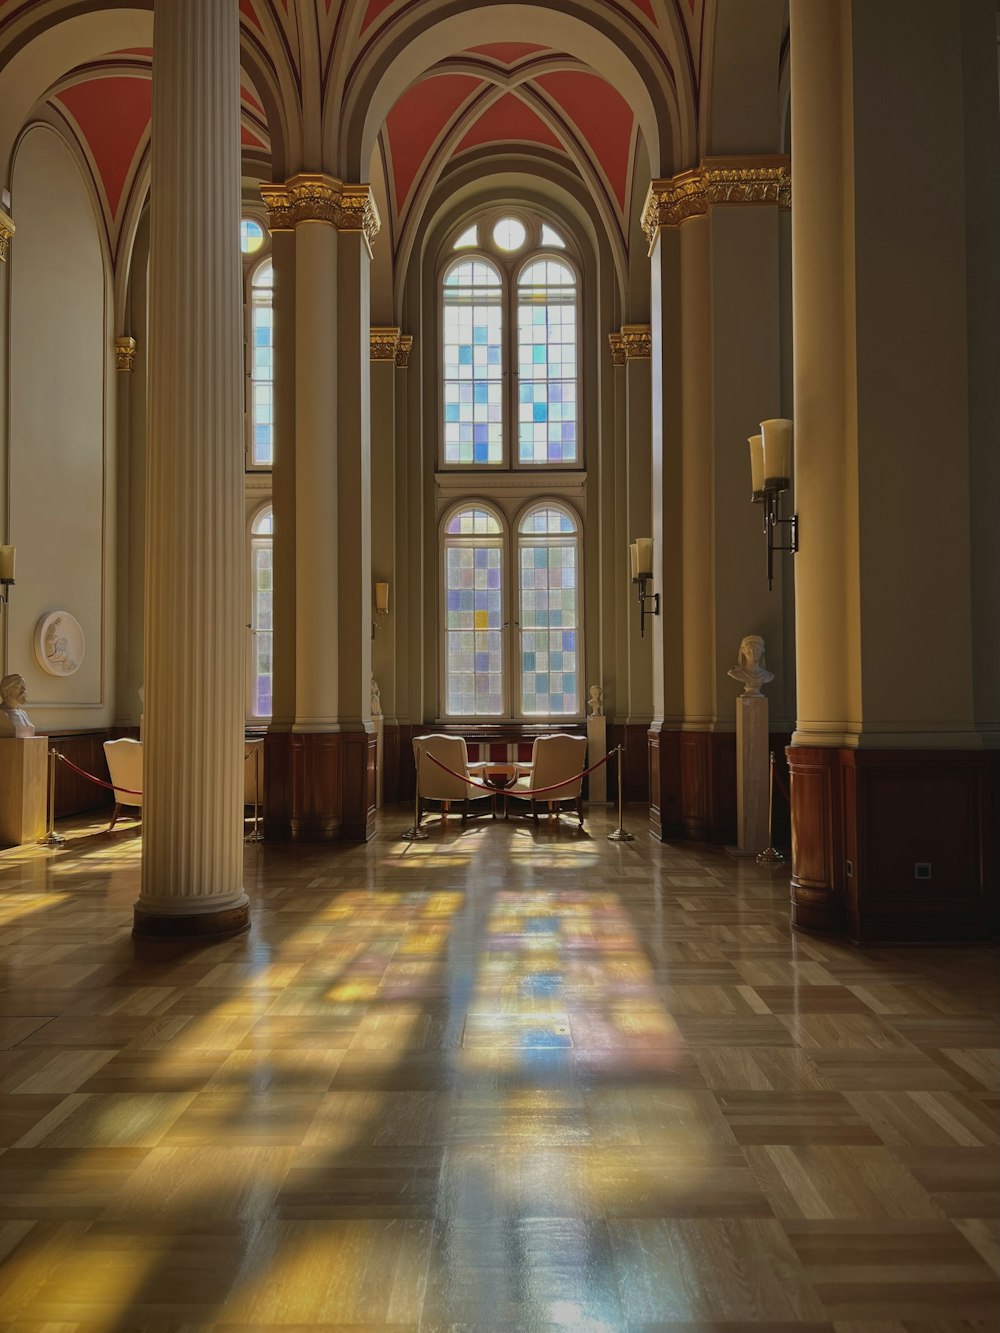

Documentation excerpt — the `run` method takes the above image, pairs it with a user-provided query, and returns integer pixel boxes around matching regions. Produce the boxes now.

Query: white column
[136,0,247,938]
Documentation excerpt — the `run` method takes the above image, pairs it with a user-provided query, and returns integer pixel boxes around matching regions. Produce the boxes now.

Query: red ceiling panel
[534,70,633,208]
[239,0,263,32]
[361,0,396,33]
[385,74,483,209]
[455,92,563,154]
[629,0,658,21]
[55,76,151,217]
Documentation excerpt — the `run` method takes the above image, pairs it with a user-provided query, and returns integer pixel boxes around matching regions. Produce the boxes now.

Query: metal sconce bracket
[634,575,660,637]
[763,491,798,591]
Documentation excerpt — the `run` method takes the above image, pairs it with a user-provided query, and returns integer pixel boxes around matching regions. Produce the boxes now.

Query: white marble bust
[370,676,382,718]
[727,635,774,697]
[0,673,35,737]
[588,684,604,717]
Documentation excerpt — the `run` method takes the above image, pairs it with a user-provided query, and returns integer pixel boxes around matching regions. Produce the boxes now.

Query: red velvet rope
[423,746,620,798]
[53,750,143,797]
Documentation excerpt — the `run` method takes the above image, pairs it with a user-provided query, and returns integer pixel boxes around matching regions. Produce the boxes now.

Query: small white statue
[728,634,774,696]
[370,676,382,718]
[588,684,604,717]
[0,673,35,737]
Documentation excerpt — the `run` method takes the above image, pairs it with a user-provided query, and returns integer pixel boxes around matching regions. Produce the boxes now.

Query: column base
[788,744,998,942]
[133,899,250,940]
[264,729,376,842]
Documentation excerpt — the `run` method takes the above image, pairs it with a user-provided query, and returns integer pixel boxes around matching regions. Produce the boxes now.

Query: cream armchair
[507,733,588,827]
[102,738,143,831]
[412,733,491,827]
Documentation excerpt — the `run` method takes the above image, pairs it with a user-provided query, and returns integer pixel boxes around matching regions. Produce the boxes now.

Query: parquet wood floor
[0,807,997,1331]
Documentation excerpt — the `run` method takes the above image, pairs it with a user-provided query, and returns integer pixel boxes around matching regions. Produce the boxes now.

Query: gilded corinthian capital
[0,208,14,262]
[642,155,790,248]
[260,174,381,251]
[370,326,401,362]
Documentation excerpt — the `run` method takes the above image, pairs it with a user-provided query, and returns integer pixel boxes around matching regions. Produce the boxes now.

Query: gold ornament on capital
[370,327,401,362]
[114,336,138,372]
[0,208,14,262]
[641,156,791,248]
[260,174,381,252]
[621,325,652,360]
[608,332,626,367]
[395,334,414,369]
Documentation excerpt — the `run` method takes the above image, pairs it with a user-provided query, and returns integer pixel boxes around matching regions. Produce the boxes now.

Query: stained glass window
[241,218,265,254]
[517,258,578,465]
[442,259,504,465]
[250,506,273,718]
[250,261,274,466]
[443,506,504,716]
[518,504,579,716]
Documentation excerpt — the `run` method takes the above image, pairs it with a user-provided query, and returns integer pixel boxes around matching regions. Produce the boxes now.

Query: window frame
[247,502,273,722]
[437,211,583,474]
[438,496,584,722]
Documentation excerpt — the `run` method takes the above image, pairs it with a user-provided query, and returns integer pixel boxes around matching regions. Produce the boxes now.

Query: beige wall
[6,124,115,731]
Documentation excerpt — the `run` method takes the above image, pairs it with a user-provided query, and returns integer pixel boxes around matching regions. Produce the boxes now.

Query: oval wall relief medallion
[34,611,85,677]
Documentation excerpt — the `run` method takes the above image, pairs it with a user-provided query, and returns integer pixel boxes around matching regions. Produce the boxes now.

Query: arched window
[517,503,580,715]
[442,258,503,466]
[517,259,578,465]
[442,505,504,716]
[440,213,579,469]
[249,259,274,467]
[249,505,273,718]
[441,500,583,719]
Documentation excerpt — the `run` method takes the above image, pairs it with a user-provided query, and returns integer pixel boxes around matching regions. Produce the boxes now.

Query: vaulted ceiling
[0,0,720,261]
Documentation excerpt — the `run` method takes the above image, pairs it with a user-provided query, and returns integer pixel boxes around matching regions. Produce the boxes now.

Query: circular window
[241,218,265,254]
[492,217,527,252]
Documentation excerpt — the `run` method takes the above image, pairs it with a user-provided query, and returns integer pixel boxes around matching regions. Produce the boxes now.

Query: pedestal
[587,714,607,804]
[374,714,384,809]
[736,693,768,853]
[0,737,47,847]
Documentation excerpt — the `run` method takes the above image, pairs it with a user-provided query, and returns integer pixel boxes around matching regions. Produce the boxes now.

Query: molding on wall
[608,332,625,366]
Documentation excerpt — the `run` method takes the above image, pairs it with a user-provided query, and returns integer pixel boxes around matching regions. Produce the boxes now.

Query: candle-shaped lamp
[747,434,765,502]
[374,582,390,615]
[0,544,14,583]
[760,418,793,492]
[629,541,639,581]
[635,537,653,579]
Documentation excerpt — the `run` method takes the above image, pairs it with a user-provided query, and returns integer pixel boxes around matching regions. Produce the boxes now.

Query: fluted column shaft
[137,0,247,935]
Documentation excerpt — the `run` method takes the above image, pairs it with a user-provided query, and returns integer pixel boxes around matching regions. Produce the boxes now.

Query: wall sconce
[748,419,798,591]
[629,537,659,638]
[0,544,14,611]
[372,581,390,636]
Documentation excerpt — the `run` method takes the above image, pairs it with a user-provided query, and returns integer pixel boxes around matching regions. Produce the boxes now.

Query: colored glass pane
[518,506,579,715]
[517,258,578,465]
[444,530,504,716]
[250,261,274,465]
[442,259,503,465]
[251,507,273,718]
[241,218,264,254]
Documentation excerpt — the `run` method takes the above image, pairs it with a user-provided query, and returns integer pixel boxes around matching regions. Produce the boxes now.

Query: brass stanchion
[401,776,428,841]
[39,748,66,846]
[607,745,635,842]
[244,745,263,843]
[756,750,784,866]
